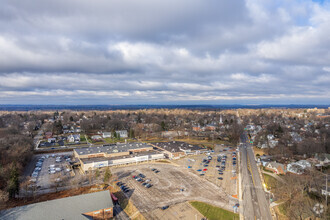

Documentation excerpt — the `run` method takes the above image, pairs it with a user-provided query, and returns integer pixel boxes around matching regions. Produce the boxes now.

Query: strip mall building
[74,142,165,172]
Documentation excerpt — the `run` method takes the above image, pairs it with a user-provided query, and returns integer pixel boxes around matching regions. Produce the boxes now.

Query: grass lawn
[80,135,86,142]
[190,201,239,220]
[263,173,277,190]
[104,138,135,144]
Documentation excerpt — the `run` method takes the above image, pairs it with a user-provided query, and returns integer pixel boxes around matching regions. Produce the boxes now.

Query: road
[239,132,272,220]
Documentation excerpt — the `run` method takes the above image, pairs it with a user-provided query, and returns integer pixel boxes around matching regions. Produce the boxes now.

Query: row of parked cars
[216,155,227,180]
[116,181,130,193]
[133,173,153,188]
[31,157,46,180]
[197,156,213,176]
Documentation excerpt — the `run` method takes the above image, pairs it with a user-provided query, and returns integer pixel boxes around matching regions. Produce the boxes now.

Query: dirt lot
[112,163,238,217]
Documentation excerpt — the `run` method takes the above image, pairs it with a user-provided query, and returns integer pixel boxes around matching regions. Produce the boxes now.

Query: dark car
[151,168,156,171]
[155,170,160,173]
[161,206,169,210]
[139,173,146,178]
[142,182,147,186]
[218,177,223,180]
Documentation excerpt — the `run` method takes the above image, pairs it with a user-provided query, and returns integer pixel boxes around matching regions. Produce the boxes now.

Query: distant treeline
[0,104,329,111]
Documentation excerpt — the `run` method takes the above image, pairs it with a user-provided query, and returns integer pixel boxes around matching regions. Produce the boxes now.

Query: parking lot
[144,202,204,220]
[112,163,237,216]
[180,147,238,197]
[26,152,77,191]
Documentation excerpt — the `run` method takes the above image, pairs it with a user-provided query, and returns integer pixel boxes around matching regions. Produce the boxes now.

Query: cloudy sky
[0,0,330,105]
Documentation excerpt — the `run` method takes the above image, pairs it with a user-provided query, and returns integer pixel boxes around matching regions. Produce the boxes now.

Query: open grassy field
[263,173,277,190]
[190,201,239,220]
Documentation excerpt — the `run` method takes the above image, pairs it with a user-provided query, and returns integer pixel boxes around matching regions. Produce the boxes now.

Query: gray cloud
[0,0,329,104]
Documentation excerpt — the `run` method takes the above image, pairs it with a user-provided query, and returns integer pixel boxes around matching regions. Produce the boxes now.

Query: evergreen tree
[104,167,111,183]
[8,165,19,198]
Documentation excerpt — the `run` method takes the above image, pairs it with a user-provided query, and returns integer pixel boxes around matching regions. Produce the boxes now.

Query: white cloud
[0,0,329,104]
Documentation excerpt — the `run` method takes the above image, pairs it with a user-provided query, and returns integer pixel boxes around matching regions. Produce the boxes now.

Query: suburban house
[0,190,114,219]
[115,130,128,138]
[205,123,216,131]
[102,132,112,138]
[268,139,279,148]
[68,134,81,143]
[286,160,311,175]
[47,137,56,143]
[322,187,330,196]
[91,135,102,141]
[192,125,202,132]
[265,162,286,175]
[45,132,52,139]
[315,153,330,166]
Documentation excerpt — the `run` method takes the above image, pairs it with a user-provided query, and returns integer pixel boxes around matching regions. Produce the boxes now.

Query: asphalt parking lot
[26,152,75,190]
[112,163,237,215]
[177,146,238,196]
[145,202,204,220]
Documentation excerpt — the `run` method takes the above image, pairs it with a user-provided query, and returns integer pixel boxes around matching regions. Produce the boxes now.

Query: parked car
[161,206,169,210]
